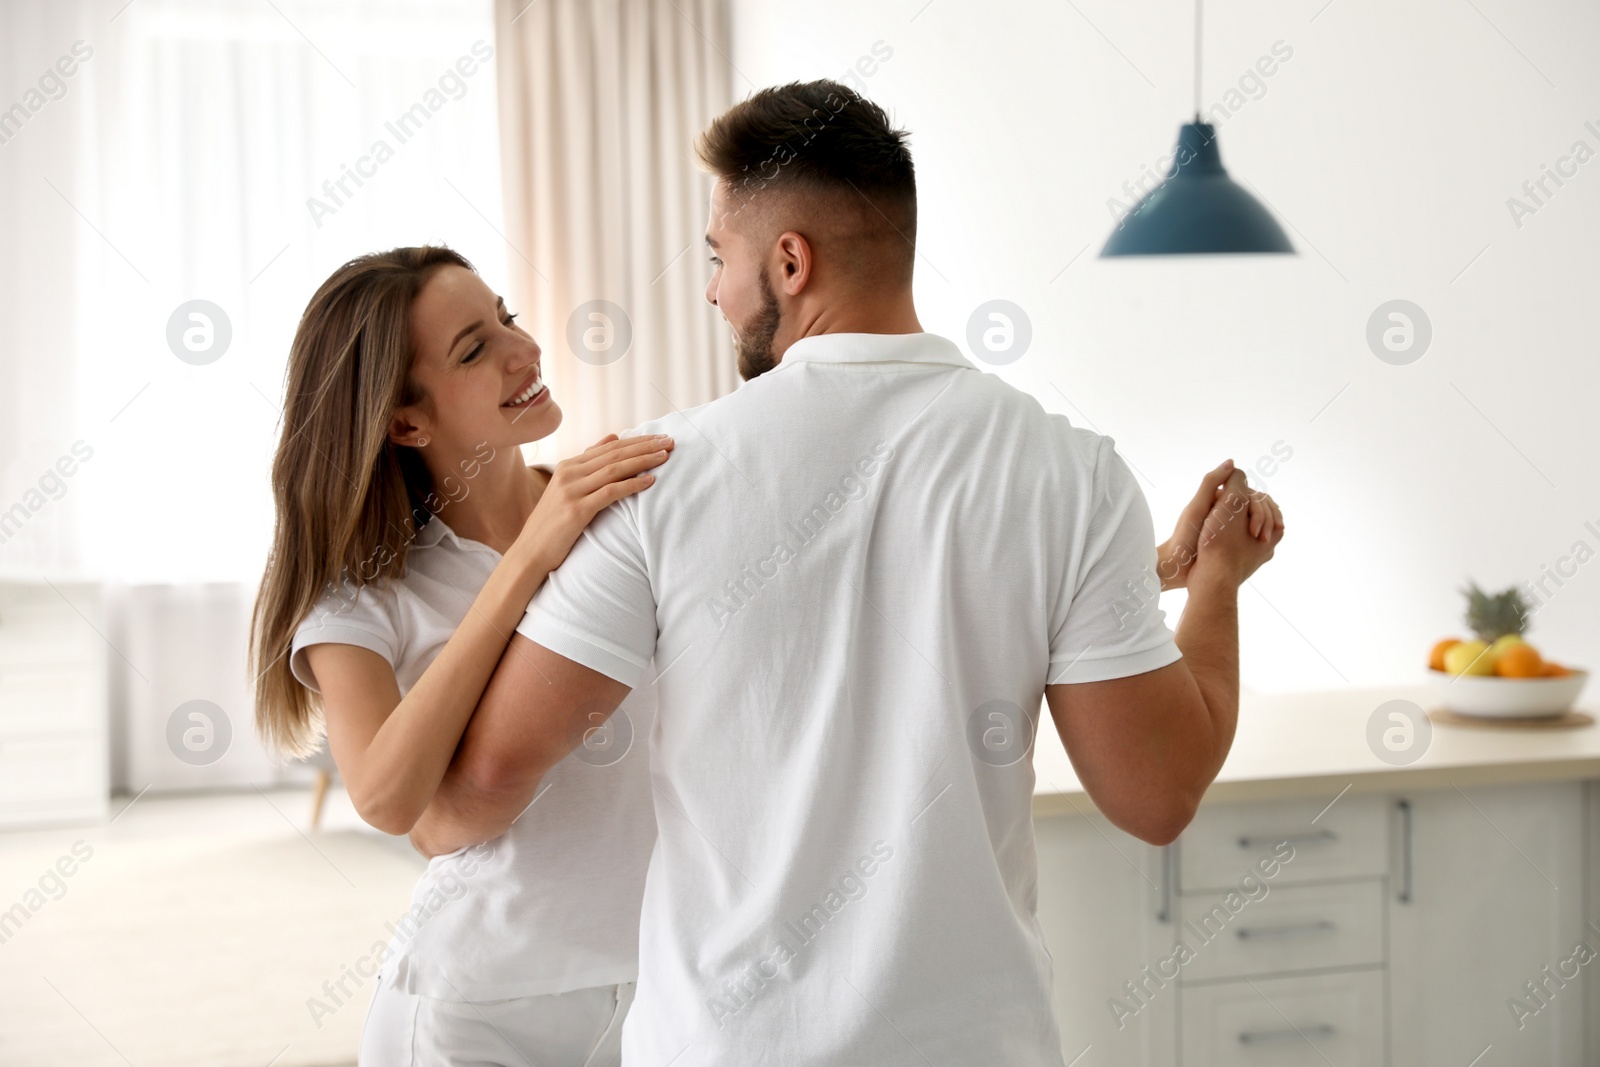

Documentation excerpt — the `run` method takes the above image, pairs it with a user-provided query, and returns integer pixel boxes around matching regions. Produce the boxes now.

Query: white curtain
[492,0,738,458]
[2,0,511,788]
[1,0,508,584]
[0,1,103,576]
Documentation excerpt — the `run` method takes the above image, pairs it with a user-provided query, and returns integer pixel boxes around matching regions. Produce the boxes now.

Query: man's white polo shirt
[517,331,1181,1065]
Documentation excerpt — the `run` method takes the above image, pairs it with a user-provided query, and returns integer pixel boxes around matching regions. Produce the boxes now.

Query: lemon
[1487,634,1526,665]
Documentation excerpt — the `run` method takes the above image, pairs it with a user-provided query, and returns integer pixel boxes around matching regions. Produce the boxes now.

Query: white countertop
[1031,685,1600,818]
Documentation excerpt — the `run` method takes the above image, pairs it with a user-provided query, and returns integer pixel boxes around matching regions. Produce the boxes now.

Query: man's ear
[773,231,813,296]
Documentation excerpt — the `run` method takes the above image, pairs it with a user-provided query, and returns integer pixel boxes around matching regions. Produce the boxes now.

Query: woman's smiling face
[397,265,561,453]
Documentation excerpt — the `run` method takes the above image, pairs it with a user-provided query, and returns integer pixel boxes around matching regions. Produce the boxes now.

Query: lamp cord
[1194,0,1203,121]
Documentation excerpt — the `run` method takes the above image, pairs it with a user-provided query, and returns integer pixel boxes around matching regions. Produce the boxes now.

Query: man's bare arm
[1046,469,1279,846]
[410,634,631,857]
[1045,584,1238,845]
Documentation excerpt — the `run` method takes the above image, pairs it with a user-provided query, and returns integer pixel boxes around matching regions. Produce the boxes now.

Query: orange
[1494,644,1544,678]
[1429,638,1462,672]
[1541,662,1574,677]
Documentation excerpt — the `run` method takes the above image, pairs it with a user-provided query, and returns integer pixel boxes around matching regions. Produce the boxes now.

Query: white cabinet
[1173,796,1388,1067]
[1388,782,1586,1067]
[0,582,108,827]
[1588,783,1600,1063]
[1178,880,1385,983]
[1177,795,1388,890]
[110,583,310,791]
[1035,810,1175,1067]
[1181,970,1385,1067]
[1035,782,1593,1066]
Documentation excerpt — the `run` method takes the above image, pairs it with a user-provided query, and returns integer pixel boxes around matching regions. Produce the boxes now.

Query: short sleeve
[290,582,401,693]
[1048,438,1182,684]
[516,497,658,688]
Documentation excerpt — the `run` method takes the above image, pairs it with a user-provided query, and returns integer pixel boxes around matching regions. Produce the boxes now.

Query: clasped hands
[1157,459,1285,593]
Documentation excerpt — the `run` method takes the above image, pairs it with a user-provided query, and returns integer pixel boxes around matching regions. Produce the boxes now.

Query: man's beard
[735,269,782,381]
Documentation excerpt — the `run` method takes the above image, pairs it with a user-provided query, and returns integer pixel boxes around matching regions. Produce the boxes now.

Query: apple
[1443,639,1495,676]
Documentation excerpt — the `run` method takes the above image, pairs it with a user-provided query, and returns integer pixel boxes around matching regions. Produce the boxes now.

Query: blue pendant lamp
[1100,0,1294,257]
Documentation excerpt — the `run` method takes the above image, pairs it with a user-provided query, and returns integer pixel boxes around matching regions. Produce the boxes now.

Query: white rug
[0,788,424,1066]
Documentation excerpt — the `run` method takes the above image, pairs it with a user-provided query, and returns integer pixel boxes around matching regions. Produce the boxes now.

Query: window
[1,0,507,582]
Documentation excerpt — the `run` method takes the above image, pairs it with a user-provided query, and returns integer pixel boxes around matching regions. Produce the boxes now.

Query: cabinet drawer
[1181,970,1384,1066]
[1179,880,1384,983]
[0,734,105,812]
[0,667,100,734]
[0,584,100,668]
[1180,795,1387,891]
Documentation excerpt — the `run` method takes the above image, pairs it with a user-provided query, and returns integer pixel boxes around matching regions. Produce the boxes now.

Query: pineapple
[1434,582,1571,679]
[1463,581,1530,643]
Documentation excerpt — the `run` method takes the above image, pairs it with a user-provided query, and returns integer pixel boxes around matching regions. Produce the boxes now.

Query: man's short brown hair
[696,79,916,282]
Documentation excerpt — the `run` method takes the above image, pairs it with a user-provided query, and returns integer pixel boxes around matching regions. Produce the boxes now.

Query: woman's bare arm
[305,434,671,835]
[304,536,555,835]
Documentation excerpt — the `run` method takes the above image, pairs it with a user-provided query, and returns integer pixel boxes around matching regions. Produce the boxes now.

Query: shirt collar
[412,515,450,549]
[774,332,975,371]
[412,515,497,558]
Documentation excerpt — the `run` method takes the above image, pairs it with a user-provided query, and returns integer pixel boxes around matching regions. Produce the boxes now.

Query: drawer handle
[1235,919,1337,941]
[1397,798,1413,904]
[1239,1024,1336,1045]
[1157,843,1175,923]
[1237,829,1338,849]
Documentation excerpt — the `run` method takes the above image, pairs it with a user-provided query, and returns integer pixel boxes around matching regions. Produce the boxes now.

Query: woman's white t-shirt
[290,514,658,1001]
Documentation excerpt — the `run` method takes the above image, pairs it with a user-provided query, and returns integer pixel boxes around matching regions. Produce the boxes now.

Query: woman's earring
[416,436,429,447]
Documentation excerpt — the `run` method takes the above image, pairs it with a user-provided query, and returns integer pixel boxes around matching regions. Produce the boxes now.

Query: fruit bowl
[1427,583,1587,717]
[1427,669,1588,719]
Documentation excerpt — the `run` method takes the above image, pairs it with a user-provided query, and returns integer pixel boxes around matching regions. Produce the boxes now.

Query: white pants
[358,968,635,1067]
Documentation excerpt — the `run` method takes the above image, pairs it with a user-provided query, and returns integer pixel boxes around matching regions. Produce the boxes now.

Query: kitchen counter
[1031,684,1600,817]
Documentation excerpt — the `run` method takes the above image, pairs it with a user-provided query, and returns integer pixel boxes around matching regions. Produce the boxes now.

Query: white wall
[107,582,312,792]
[730,0,1600,691]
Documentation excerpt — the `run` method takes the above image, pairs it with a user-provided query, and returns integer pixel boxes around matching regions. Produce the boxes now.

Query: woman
[251,246,667,1064]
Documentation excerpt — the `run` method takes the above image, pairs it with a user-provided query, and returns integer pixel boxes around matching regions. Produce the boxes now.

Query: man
[412,79,1283,1064]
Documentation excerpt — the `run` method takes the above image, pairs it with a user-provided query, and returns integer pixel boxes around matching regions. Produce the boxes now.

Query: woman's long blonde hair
[251,245,475,757]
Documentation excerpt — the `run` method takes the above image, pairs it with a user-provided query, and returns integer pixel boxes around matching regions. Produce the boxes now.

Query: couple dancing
[251,78,1284,1066]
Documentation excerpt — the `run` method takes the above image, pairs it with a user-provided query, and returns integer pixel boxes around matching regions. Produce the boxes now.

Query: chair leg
[309,769,331,831]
